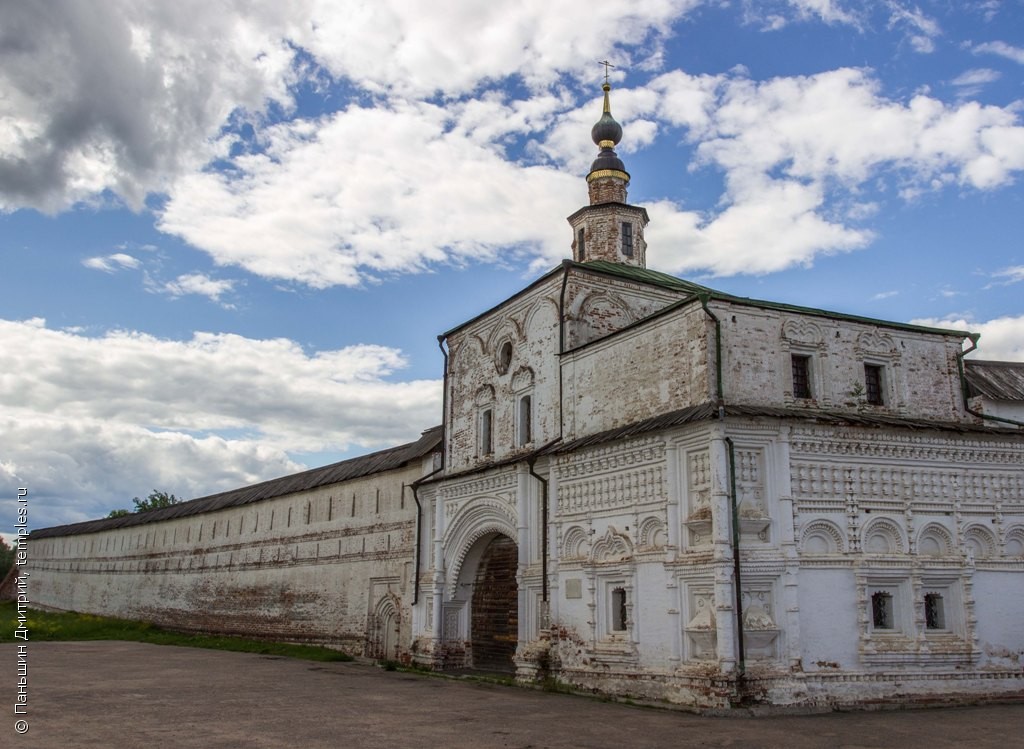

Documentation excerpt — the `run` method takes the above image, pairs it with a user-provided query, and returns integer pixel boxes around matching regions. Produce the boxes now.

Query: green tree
[0,537,16,580]
[107,490,182,518]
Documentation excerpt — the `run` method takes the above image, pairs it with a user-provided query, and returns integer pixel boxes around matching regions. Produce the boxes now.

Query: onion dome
[587,82,629,183]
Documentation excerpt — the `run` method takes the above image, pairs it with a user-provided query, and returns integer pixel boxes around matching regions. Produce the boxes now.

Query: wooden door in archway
[470,535,518,671]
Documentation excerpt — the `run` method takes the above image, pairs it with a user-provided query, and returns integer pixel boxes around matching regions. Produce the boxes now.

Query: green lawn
[0,601,353,662]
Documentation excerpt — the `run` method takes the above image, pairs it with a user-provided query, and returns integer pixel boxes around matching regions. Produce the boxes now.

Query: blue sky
[2,0,1023,536]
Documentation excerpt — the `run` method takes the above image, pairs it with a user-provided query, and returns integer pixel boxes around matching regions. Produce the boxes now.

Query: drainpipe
[527,439,561,619]
[437,336,451,453]
[410,466,444,606]
[697,294,725,414]
[724,437,745,685]
[701,294,744,688]
[957,334,1024,429]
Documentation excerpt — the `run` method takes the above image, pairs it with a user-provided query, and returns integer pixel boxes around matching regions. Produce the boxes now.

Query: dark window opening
[481,408,493,455]
[518,395,532,446]
[871,591,894,630]
[925,593,945,630]
[577,228,586,260]
[791,355,812,399]
[621,222,633,256]
[864,364,884,405]
[498,341,513,373]
[611,588,628,631]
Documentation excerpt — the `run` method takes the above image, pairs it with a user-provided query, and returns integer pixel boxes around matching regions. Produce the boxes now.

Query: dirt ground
[2,641,1022,748]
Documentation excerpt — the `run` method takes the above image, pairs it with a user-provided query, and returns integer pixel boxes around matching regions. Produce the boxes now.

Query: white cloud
[0,0,299,213]
[911,315,1024,362]
[158,101,584,287]
[973,40,1024,64]
[872,290,899,300]
[0,318,441,525]
[155,273,237,304]
[988,265,1024,287]
[951,68,1001,87]
[886,2,941,53]
[82,253,142,273]
[0,0,701,214]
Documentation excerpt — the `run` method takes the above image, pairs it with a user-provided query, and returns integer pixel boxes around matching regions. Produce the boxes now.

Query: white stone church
[19,83,1024,709]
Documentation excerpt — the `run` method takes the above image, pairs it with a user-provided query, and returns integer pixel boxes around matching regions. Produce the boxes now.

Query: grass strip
[0,601,353,662]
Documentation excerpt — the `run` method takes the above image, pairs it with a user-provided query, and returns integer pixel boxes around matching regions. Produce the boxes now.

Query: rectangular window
[517,395,532,446]
[621,222,633,256]
[791,354,812,399]
[577,228,586,261]
[611,588,628,631]
[924,593,945,630]
[871,591,894,630]
[480,408,493,456]
[864,364,884,405]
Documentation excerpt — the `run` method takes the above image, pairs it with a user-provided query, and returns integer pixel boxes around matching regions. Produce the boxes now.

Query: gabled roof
[578,260,972,339]
[29,426,443,540]
[965,359,1024,401]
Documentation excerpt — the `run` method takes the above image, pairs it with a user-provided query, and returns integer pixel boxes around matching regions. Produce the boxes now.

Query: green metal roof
[575,260,973,339]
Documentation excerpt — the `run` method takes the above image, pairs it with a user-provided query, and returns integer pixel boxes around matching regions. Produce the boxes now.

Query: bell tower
[568,67,649,268]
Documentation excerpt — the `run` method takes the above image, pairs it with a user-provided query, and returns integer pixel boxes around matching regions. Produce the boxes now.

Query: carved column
[710,427,737,673]
[776,426,802,670]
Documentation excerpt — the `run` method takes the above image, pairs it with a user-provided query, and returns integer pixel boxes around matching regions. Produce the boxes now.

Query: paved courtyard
[3,642,1022,748]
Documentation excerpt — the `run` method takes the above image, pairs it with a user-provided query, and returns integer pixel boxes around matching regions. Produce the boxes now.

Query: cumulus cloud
[158,102,584,287]
[0,0,699,214]
[911,315,1024,362]
[630,67,1024,276]
[0,318,441,525]
[0,0,299,213]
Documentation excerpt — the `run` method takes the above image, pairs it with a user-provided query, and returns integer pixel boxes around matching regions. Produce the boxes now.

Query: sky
[1,0,1023,538]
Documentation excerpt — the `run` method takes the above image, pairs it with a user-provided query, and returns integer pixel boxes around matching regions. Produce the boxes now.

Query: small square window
[791,355,812,399]
[864,364,884,405]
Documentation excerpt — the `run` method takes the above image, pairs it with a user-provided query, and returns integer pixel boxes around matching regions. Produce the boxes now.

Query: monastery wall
[27,460,426,658]
[444,276,562,473]
[561,303,711,439]
[716,301,968,422]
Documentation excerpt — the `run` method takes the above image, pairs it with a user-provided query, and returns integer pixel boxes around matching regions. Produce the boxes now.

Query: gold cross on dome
[598,60,615,84]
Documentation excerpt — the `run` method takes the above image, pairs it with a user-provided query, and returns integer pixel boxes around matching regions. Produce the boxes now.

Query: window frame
[621,221,633,257]
[517,394,533,447]
[864,363,885,406]
[479,408,493,457]
[791,354,812,400]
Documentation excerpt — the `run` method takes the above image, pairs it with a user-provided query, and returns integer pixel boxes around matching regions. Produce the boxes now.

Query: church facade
[20,84,1024,709]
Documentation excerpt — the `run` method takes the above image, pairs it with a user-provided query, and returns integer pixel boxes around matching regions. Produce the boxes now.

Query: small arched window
[497,341,513,374]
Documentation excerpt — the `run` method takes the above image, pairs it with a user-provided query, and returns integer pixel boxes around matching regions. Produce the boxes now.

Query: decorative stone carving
[685,593,717,660]
[917,523,954,557]
[590,527,634,564]
[800,519,845,554]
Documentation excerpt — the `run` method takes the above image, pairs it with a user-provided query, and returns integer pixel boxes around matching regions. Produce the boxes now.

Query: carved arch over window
[590,526,634,564]
[917,523,954,557]
[799,519,845,554]
[781,318,825,346]
[561,525,589,560]
[637,516,667,550]
[510,366,535,393]
[862,517,905,554]
[963,525,997,559]
[1004,526,1024,558]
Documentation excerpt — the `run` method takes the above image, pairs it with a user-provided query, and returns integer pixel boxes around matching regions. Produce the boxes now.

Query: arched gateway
[470,534,518,670]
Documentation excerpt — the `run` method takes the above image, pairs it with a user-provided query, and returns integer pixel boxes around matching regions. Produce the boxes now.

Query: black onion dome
[590,83,623,146]
[589,150,626,174]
